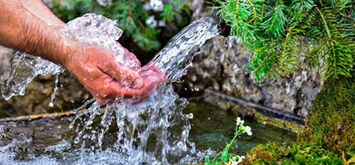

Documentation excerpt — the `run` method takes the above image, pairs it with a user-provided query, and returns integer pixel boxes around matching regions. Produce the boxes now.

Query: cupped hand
[64,44,161,105]
[118,42,141,70]
[140,62,166,81]
[123,62,167,103]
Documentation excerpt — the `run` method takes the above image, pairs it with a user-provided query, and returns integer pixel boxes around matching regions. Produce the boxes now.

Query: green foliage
[298,73,355,156]
[213,71,354,164]
[160,0,191,26]
[241,142,344,164]
[205,117,252,165]
[50,0,191,51]
[214,0,355,81]
[239,62,354,165]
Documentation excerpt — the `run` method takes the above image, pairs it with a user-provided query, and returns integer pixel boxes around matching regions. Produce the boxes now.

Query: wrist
[50,29,77,70]
[56,34,82,71]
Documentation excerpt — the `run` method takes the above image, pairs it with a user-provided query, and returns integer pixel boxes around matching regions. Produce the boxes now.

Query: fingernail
[132,78,143,89]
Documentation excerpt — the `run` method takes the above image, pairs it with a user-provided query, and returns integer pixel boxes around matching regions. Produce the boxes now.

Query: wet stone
[183,36,324,118]
[0,72,91,118]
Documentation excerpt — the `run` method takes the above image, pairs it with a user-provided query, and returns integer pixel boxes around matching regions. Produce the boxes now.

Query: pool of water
[0,100,296,164]
[186,101,296,155]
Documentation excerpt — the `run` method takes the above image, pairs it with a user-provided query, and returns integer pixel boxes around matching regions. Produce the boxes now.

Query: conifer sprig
[214,0,354,81]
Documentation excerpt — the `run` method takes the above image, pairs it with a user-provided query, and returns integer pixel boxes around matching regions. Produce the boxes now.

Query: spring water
[0,13,219,164]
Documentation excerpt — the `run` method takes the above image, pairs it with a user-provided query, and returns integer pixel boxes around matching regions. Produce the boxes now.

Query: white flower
[146,16,157,28]
[245,126,252,136]
[236,117,244,125]
[150,0,164,11]
[143,3,152,10]
[237,156,246,164]
[231,156,245,165]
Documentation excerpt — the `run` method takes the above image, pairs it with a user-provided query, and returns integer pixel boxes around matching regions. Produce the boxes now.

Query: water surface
[0,101,296,164]
[186,101,296,155]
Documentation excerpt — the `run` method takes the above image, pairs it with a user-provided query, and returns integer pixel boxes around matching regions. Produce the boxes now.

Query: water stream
[1,14,221,164]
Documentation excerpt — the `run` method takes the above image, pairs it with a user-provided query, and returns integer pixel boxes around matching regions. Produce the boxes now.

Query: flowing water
[0,101,296,164]
[0,14,296,164]
[1,14,220,164]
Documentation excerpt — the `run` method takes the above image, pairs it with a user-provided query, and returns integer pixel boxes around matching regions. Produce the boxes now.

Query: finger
[130,86,157,103]
[139,69,167,83]
[87,86,114,105]
[140,62,154,71]
[140,62,167,81]
[131,78,144,89]
[96,98,113,105]
[100,61,143,89]
[111,75,161,97]
[132,75,160,96]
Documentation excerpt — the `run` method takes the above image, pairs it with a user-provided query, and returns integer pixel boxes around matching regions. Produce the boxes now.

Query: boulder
[183,36,323,118]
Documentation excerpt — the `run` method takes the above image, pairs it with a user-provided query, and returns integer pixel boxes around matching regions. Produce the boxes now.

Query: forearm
[0,0,72,67]
[21,0,65,27]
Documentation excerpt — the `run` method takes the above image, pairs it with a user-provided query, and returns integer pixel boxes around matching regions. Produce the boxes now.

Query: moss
[241,75,355,164]
[298,75,355,156]
[198,75,354,164]
[241,143,344,165]
[254,112,302,133]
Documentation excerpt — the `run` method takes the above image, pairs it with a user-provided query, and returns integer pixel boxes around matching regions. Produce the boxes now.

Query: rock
[183,36,323,118]
[189,0,206,19]
[0,50,91,118]
[0,46,14,82]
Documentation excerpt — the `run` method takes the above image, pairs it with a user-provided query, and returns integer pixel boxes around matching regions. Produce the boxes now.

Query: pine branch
[214,0,354,81]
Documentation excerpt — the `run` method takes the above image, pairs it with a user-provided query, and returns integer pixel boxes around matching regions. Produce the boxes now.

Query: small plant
[205,117,252,165]
[50,0,191,51]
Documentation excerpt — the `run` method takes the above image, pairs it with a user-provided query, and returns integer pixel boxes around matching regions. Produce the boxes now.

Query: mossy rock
[254,112,302,133]
[298,75,355,156]
[239,75,354,164]
[241,142,344,164]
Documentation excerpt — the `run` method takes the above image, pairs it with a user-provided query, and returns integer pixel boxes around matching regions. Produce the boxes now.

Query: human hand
[64,44,161,105]
[118,42,141,70]
[122,62,167,103]
[139,62,166,81]
[0,0,164,104]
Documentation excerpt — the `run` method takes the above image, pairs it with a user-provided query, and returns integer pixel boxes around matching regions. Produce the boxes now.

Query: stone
[183,36,323,118]
[0,46,13,82]
[0,49,90,118]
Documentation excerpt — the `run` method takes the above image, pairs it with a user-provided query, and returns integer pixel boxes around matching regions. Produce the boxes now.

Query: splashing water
[153,16,220,82]
[0,14,219,164]
[1,14,137,101]
[61,14,140,71]
[49,74,59,107]
[1,52,63,100]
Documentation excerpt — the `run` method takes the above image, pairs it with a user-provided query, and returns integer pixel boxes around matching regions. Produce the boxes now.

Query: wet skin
[67,45,163,104]
[0,0,163,104]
